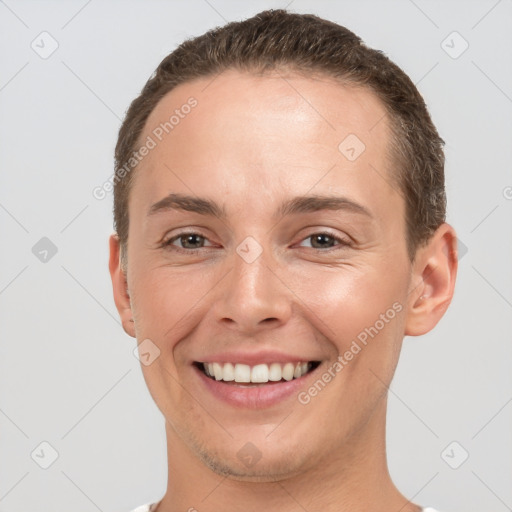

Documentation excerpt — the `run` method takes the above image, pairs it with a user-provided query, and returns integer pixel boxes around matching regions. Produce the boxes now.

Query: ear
[109,234,136,338]
[404,223,458,336]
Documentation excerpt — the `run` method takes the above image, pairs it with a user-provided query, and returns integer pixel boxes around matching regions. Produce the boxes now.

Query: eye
[161,230,352,255]
[162,232,213,252]
[298,232,352,250]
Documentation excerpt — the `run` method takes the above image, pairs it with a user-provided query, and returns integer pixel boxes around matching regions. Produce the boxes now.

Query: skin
[109,69,458,512]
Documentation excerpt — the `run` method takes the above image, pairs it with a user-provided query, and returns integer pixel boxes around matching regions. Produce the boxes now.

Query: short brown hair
[114,8,446,263]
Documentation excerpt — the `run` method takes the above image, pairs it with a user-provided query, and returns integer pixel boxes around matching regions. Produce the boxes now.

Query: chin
[191,436,317,482]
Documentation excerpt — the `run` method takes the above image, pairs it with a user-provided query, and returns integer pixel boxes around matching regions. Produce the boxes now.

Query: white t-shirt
[130,504,443,512]
[129,504,159,512]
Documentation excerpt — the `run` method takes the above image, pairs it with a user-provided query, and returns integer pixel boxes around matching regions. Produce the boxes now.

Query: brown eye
[163,232,213,253]
[175,233,205,249]
[299,232,351,250]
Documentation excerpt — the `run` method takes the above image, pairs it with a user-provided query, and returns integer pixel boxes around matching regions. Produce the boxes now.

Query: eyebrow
[148,193,373,220]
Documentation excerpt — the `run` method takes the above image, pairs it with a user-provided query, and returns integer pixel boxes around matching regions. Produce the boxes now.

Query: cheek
[293,268,406,425]
[297,264,407,398]
[300,265,404,341]
[130,266,214,350]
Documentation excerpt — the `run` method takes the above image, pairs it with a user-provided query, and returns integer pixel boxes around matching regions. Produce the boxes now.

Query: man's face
[118,69,414,478]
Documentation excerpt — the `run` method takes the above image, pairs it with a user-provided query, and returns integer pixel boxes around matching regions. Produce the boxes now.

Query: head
[109,9,457,480]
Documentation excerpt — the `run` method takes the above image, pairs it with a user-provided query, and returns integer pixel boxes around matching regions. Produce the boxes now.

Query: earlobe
[108,234,136,338]
[404,223,458,337]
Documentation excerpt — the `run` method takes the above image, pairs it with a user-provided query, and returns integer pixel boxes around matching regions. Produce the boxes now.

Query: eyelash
[161,231,353,254]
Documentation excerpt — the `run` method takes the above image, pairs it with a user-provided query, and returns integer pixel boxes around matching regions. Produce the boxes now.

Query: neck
[155,399,421,512]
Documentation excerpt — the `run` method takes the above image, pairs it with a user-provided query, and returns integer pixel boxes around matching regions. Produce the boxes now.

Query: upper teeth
[202,362,311,383]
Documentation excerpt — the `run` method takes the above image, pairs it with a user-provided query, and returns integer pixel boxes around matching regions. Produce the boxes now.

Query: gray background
[0,1,511,511]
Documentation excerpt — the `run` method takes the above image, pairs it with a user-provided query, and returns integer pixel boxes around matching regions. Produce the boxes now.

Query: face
[111,69,422,479]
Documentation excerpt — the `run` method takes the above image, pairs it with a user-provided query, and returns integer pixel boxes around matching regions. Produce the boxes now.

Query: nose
[213,244,293,333]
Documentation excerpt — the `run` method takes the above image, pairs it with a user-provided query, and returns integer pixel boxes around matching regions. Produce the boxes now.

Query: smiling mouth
[194,361,321,385]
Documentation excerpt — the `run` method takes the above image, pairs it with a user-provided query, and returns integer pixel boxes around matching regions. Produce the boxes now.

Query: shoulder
[128,499,162,512]
[127,504,444,512]
[129,504,154,512]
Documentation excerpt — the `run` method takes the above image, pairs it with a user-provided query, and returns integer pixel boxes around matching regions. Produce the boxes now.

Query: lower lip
[193,365,318,409]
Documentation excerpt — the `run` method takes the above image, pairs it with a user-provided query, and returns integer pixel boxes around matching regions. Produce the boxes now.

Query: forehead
[143,68,390,155]
[132,68,400,223]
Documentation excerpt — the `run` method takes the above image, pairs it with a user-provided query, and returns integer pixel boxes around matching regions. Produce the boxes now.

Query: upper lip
[193,349,322,366]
